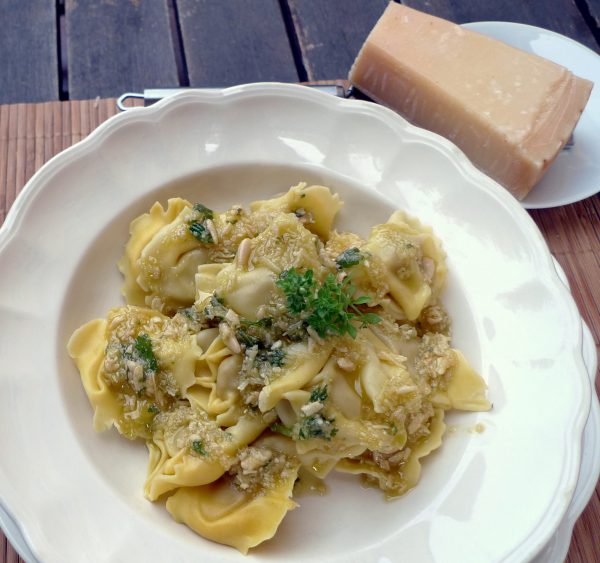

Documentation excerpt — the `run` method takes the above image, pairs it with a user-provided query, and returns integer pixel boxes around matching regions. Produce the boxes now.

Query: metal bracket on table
[117,84,354,111]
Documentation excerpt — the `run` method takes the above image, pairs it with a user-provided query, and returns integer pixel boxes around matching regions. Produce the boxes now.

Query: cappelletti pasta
[68,182,490,553]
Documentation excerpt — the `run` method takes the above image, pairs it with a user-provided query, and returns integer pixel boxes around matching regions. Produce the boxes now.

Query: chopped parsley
[188,203,215,243]
[193,203,214,219]
[271,414,337,441]
[133,334,158,374]
[191,440,208,456]
[203,294,228,321]
[147,404,160,414]
[188,221,213,243]
[335,247,362,269]
[297,414,338,441]
[235,319,286,368]
[236,330,261,348]
[309,384,328,403]
[256,347,286,367]
[276,268,381,339]
[270,385,336,441]
[236,318,272,348]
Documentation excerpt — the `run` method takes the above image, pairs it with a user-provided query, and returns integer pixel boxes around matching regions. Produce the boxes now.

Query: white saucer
[463,22,600,209]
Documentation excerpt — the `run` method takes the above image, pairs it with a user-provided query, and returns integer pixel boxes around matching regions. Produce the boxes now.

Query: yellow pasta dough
[68,183,490,553]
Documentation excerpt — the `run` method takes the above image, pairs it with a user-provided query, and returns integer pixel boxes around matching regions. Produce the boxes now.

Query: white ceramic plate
[463,21,600,209]
[0,84,594,563]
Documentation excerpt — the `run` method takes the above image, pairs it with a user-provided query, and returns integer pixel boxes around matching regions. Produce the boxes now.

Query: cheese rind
[349,3,593,200]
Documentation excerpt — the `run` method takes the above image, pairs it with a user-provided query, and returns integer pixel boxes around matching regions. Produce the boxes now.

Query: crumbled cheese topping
[153,404,232,464]
[413,332,456,393]
[230,447,297,495]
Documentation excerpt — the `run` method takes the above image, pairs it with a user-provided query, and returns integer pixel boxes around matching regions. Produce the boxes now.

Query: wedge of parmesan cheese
[349,2,593,200]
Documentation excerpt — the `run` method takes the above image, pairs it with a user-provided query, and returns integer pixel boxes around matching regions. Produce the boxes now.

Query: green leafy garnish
[236,329,261,348]
[235,317,273,348]
[203,294,227,321]
[193,203,214,220]
[243,318,272,328]
[277,269,381,339]
[191,440,208,456]
[272,409,337,441]
[309,385,328,403]
[133,334,158,374]
[309,274,381,338]
[297,414,338,441]
[235,318,273,348]
[235,317,287,371]
[275,268,316,314]
[188,221,213,243]
[256,347,286,367]
[188,204,215,243]
[335,247,362,269]
[147,404,160,414]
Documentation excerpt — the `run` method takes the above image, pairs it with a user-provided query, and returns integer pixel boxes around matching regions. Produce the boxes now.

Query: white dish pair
[0,21,598,563]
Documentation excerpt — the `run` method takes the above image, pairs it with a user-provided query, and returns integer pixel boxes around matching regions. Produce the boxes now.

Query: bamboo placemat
[0,98,598,563]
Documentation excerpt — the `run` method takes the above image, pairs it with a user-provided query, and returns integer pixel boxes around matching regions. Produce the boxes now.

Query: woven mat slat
[0,97,597,563]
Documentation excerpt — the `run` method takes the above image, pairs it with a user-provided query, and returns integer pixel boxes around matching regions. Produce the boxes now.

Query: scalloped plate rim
[0,83,592,563]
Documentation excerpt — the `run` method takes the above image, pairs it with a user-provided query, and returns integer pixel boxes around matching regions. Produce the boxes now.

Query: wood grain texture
[0,99,598,563]
[402,0,600,52]
[286,0,388,80]
[0,0,58,104]
[1,531,23,563]
[530,198,600,355]
[553,0,600,47]
[177,0,299,86]
[65,0,179,99]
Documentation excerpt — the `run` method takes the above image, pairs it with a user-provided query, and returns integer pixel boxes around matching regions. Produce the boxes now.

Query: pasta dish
[68,183,490,553]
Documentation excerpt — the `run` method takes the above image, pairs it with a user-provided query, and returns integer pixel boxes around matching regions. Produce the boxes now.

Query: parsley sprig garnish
[276,268,315,315]
[276,268,381,339]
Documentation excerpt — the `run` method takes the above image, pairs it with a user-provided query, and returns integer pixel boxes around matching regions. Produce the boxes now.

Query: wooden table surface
[0,1,598,562]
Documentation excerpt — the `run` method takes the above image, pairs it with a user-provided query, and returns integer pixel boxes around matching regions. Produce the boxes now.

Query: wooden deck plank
[65,0,179,99]
[403,0,600,52]
[177,0,299,86]
[581,0,600,48]
[0,0,58,104]
[285,0,388,81]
